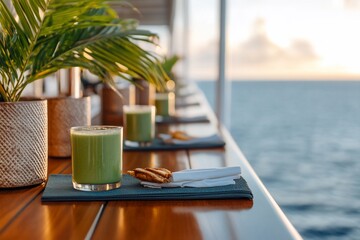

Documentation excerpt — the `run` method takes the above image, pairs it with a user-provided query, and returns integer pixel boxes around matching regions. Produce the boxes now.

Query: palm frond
[162,55,180,78]
[0,0,168,102]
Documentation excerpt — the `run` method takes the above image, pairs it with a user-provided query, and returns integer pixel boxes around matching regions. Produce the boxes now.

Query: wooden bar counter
[0,88,302,240]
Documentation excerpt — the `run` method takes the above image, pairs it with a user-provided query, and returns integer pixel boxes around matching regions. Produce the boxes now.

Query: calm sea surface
[197,81,360,240]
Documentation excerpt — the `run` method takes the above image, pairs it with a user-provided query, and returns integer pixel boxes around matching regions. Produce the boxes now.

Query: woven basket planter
[101,83,135,126]
[48,97,91,157]
[0,100,48,188]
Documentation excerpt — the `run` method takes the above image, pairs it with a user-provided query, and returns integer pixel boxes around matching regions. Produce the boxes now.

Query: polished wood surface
[0,86,302,239]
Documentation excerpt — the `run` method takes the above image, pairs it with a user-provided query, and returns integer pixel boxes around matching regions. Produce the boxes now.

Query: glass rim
[70,125,123,133]
[155,92,175,99]
[123,105,155,112]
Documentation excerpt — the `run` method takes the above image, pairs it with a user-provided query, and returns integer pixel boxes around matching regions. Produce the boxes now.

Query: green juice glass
[123,105,155,145]
[155,92,175,116]
[70,126,123,191]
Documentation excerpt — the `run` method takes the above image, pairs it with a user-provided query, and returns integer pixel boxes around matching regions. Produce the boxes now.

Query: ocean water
[197,81,360,240]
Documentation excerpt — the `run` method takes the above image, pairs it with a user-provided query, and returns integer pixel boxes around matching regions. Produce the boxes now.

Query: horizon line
[193,78,360,82]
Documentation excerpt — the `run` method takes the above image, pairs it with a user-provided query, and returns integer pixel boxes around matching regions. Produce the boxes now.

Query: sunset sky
[166,0,360,80]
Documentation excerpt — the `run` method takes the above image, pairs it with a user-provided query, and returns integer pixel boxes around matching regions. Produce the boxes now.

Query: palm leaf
[0,0,168,102]
[162,55,180,77]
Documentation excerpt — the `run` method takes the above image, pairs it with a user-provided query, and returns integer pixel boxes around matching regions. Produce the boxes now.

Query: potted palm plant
[0,0,168,188]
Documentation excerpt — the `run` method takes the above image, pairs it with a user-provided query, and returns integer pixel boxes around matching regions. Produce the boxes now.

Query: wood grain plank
[123,150,189,172]
[0,198,103,239]
[0,185,44,232]
[92,199,253,240]
[0,164,104,239]
[93,200,204,240]
[0,158,71,231]
[48,157,72,174]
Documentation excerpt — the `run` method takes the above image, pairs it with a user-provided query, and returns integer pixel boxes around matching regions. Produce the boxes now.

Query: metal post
[33,78,43,98]
[183,0,189,82]
[168,0,176,56]
[57,69,68,96]
[69,67,82,98]
[216,0,230,128]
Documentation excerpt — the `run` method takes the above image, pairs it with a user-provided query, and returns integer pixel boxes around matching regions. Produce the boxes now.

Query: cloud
[339,0,360,9]
[225,18,323,79]
[234,18,318,68]
[188,18,323,80]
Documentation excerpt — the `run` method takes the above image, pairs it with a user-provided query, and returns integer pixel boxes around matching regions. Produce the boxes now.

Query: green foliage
[0,0,168,102]
[162,55,180,80]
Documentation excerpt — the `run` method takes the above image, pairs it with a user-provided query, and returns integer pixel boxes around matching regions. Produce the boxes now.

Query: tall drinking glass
[71,126,122,191]
[123,105,155,146]
[155,92,175,116]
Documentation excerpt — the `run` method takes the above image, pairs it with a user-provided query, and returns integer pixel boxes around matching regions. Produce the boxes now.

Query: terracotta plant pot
[48,96,91,157]
[0,99,48,188]
[134,79,156,105]
[101,83,135,126]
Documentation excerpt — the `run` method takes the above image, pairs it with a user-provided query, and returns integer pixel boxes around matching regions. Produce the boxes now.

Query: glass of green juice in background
[155,92,175,116]
[123,105,155,145]
[70,126,122,191]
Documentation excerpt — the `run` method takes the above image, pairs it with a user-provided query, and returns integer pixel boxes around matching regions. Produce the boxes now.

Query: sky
[172,0,360,80]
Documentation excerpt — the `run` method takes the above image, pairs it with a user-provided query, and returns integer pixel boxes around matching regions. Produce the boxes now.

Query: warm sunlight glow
[83,48,94,60]
[187,0,360,80]
[116,62,128,72]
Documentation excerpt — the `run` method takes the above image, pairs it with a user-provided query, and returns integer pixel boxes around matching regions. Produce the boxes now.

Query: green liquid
[71,128,122,184]
[155,98,170,116]
[155,93,175,116]
[125,111,154,142]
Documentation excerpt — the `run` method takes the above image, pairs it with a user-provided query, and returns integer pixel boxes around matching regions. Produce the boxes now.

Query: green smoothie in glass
[155,92,175,116]
[71,126,122,191]
[123,105,155,143]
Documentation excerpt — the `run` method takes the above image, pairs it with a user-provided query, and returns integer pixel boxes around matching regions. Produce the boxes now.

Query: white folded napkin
[141,166,241,188]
